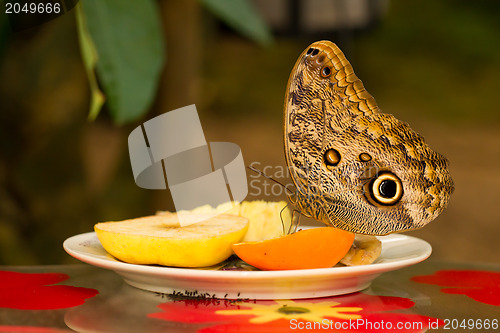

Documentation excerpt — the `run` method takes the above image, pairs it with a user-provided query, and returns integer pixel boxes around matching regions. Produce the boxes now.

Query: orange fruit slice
[232,227,355,270]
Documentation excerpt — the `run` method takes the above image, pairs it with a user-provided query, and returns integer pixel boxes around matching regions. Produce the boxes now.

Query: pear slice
[95,213,248,267]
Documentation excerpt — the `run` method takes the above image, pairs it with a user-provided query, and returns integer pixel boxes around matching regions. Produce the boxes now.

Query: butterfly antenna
[247,165,294,195]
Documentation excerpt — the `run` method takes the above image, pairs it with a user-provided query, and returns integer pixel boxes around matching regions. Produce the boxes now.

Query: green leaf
[199,0,272,46]
[79,0,165,125]
[75,4,105,121]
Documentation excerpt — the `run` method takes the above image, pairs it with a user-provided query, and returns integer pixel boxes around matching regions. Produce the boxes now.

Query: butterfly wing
[284,41,378,198]
[284,41,454,235]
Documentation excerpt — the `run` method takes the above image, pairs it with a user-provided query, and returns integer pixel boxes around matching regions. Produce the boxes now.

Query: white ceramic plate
[63,232,431,300]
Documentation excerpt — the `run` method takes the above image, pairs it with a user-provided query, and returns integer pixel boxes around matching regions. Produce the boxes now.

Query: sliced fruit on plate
[159,200,291,242]
[232,227,355,270]
[239,200,291,242]
[95,213,248,267]
[340,234,382,266]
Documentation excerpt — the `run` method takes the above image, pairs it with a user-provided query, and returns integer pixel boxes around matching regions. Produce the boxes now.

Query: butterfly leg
[279,203,300,235]
[286,209,301,235]
[279,204,289,236]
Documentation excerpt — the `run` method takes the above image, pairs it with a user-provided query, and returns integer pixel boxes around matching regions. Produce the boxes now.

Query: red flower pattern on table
[412,269,500,306]
[149,292,443,332]
[0,270,98,310]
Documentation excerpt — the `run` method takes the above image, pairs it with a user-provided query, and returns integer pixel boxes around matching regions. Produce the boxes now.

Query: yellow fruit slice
[95,213,248,267]
[163,200,291,242]
[239,200,291,242]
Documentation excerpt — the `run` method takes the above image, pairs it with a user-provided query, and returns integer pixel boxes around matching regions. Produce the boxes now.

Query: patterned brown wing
[284,40,379,211]
[283,41,454,235]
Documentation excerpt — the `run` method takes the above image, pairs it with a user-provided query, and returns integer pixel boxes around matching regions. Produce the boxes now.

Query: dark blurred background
[1,0,499,265]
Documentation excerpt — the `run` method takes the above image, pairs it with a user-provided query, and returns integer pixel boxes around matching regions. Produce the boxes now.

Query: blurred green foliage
[200,0,272,46]
[77,0,164,125]
[75,3,105,122]
[77,0,271,125]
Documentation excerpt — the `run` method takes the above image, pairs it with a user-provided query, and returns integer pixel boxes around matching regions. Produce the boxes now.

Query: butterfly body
[284,41,454,235]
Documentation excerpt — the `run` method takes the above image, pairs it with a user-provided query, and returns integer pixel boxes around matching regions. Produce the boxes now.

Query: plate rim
[63,231,432,279]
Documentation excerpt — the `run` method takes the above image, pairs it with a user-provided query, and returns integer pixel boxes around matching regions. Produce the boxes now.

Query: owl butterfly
[284,41,454,235]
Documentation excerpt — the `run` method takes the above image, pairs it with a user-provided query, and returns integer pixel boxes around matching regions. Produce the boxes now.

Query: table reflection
[1,261,499,333]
